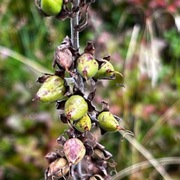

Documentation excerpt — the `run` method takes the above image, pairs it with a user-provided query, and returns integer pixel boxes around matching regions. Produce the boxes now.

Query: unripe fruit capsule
[97,111,122,132]
[63,138,86,165]
[34,75,66,102]
[95,60,115,79]
[72,113,92,132]
[64,95,88,121]
[77,53,99,79]
[41,0,63,16]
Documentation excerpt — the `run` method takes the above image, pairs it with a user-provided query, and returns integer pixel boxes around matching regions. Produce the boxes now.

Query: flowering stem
[71,0,80,51]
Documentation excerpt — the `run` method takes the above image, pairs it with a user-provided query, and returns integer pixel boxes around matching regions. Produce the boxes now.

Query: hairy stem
[71,0,80,51]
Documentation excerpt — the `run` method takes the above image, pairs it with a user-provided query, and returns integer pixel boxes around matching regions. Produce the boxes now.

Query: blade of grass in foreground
[112,157,180,179]
[112,133,173,180]
[142,99,180,145]
[0,45,52,75]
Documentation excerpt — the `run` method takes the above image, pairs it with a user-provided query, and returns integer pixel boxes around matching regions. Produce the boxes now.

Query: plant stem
[71,0,80,51]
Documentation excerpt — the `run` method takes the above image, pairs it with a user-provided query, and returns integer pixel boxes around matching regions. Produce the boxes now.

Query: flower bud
[65,95,88,121]
[72,113,91,132]
[47,158,69,179]
[34,75,66,102]
[97,111,122,132]
[53,36,73,74]
[77,53,99,79]
[95,60,115,79]
[41,0,63,16]
[63,138,86,165]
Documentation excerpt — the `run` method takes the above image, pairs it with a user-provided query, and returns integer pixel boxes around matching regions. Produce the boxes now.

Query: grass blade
[0,45,52,75]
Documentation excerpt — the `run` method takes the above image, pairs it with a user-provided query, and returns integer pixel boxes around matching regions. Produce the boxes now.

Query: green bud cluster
[34,38,125,134]
[34,1,132,179]
[76,52,122,81]
[33,36,129,180]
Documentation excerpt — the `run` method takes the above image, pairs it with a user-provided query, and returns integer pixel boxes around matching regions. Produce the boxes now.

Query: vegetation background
[0,0,179,179]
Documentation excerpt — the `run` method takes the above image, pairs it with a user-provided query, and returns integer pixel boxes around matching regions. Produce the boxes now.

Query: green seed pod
[97,111,122,132]
[48,158,69,179]
[64,95,88,121]
[34,75,66,102]
[41,0,63,16]
[72,114,91,132]
[95,60,115,79]
[77,53,99,79]
[63,138,86,165]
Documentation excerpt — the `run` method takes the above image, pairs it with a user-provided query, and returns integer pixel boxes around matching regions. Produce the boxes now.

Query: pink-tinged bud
[63,138,86,165]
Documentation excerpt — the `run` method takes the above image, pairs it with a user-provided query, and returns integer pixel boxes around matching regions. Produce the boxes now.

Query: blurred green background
[0,0,179,179]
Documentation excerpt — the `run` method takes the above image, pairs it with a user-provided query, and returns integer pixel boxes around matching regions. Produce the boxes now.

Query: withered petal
[45,152,60,164]
[57,135,66,145]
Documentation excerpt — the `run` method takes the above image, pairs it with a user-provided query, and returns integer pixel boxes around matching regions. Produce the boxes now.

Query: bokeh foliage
[0,0,179,179]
